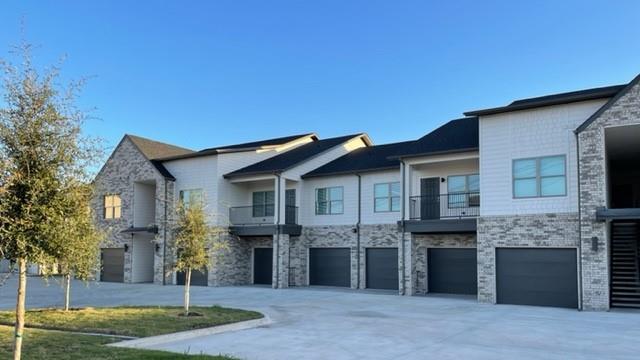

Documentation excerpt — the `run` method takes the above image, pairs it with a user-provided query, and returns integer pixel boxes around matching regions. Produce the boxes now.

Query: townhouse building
[91,73,640,311]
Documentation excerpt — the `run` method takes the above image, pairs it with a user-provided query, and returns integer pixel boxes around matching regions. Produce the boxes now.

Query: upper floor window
[104,194,121,219]
[448,174,480,208]
[316,186,343,215]
[513,155,566,198]
[179,189,203,209]
[252,191,275,217]
[374,182,400,212]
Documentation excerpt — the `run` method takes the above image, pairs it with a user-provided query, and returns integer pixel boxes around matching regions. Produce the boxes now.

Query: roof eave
[464,93,618,117]
[393,147,479,160]
[301,165,400,179]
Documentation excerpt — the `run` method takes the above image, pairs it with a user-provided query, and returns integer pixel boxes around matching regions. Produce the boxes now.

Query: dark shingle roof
[157,133,317,161]
[127,134,194,159]
[464,85,626,117]
[224,134,368,178]
[302,141,415,178]
[394,117,479,159]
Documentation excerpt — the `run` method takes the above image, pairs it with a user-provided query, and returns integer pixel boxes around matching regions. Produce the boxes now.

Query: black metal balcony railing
[409,192,479,220]
[229,205,298,226]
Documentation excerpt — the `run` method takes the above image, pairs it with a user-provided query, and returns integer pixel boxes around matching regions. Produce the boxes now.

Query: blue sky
[2,1,639,152]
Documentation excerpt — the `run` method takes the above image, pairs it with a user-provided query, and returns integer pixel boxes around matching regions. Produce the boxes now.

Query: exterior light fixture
[124,244,129,252]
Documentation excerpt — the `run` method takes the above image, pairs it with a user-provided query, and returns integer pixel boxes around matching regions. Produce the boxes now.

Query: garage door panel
[101,248,124,283]
[177,269,208,286]
[310,248,351,287]
[428,248,477,295]
[366,248,398,290]
[253,248,273,285]
[496,248,577,309]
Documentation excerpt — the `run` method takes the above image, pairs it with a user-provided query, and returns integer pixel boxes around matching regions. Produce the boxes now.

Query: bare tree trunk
[63,273,71,311]
[13,258,27,360]
[184,267,191,316]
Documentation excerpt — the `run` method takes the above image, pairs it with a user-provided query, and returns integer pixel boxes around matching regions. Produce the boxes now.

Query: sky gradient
[2,1,639,153]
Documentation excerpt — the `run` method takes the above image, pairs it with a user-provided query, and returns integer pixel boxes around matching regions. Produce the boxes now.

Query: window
[316,187,343,215]
[447,174,480,208]
[252,191,274,217]
[374,182,400,212]
[179,189,203,209]
[104,194,121,219]
[513,155,566,198]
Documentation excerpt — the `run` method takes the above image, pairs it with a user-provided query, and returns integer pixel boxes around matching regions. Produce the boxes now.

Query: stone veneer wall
[477,213,579,304]
[92,137,173,285]
[578,79,640,311]
[410,233,477,295]
[291,224,400,289]
[209,235,272,286]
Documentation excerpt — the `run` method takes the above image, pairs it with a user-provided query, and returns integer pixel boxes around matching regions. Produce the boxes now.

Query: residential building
[92,73,640,311]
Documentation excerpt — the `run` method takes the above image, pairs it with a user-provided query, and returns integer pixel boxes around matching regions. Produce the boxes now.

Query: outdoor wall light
[441,177,446,183]
[591,237,599,252]
[155,243,161,252]
[124,244,129,253]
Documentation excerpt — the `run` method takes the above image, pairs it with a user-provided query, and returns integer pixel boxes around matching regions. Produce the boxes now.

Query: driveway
[1,275,639,360]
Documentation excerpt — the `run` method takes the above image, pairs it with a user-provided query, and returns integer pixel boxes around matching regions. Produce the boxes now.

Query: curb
[108,316,272,348]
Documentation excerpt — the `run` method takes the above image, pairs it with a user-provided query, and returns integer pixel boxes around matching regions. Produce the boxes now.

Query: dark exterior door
[285,189,296,224]
[253,248,273,285]
[309,248,351,287]
[420,178,440,220]
[496,248,578,308]
[366,248,399,290]
[177,268,208,286]
[101,248,124,283]
[428,248,477,294]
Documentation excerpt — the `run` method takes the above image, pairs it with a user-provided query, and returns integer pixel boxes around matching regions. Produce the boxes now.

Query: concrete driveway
[1,275,639,360]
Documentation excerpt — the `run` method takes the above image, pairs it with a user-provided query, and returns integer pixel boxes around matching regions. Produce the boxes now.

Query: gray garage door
[496,248,578,309]
[366,248,398,290]
[428,248,477,295]
[309,248,351,287]
[177,268,208,286]
[101,248,124,283]
[253,248,273,285]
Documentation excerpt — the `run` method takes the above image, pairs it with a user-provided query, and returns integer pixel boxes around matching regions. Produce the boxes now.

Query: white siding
[133,182,155,227]
[163,156,219,224]
[360,170,401,224]
[479,99,607,216]
[300,175,359,226]
[408,158,479,197]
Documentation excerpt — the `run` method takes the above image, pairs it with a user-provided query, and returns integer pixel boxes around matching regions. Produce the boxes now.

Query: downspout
[162,178,169,286]
[356,174,362,289]
[275,174,281,288]
[575,132,583,311]
[400,160,407,295]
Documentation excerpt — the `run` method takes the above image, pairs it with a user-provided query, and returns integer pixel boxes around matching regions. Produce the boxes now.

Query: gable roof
[156,133,317,161]
[126,134,194,159]
[394,117,479,159]
[224,134,370,178]
[464,85,626,117]
[575,73,640,133]
[302,141,414,178]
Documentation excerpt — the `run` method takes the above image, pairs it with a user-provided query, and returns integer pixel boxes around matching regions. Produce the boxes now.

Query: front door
[420,178,440,220]
[285,189,296,224]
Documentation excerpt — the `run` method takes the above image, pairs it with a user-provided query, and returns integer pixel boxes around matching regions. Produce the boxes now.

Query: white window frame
[104,194,121,219]
[512,155,567,198]
[179,189,203,209]
[315,186,344,215]
[374,182,400,213]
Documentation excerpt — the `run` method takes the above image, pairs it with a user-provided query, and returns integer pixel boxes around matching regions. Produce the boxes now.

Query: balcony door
[420,177,440,220]
[285,189,296,224]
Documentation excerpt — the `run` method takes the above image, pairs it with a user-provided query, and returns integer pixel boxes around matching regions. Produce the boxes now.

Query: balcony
[403,192,479,234]
[228,205,300,236]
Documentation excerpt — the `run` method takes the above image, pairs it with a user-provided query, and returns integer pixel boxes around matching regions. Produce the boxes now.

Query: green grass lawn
[0,325,233,360]
[0,306,263,337]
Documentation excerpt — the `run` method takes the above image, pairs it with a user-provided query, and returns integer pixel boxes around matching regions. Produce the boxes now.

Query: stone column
[273,233,290,289]
[400,232,414,295]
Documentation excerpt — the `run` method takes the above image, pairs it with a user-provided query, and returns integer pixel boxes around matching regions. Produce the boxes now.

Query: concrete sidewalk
[1,275,639,359]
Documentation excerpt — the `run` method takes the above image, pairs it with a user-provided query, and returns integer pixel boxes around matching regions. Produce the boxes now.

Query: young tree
[0,44,101,359]
[172,201,225,316]
[54,183,103,311]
